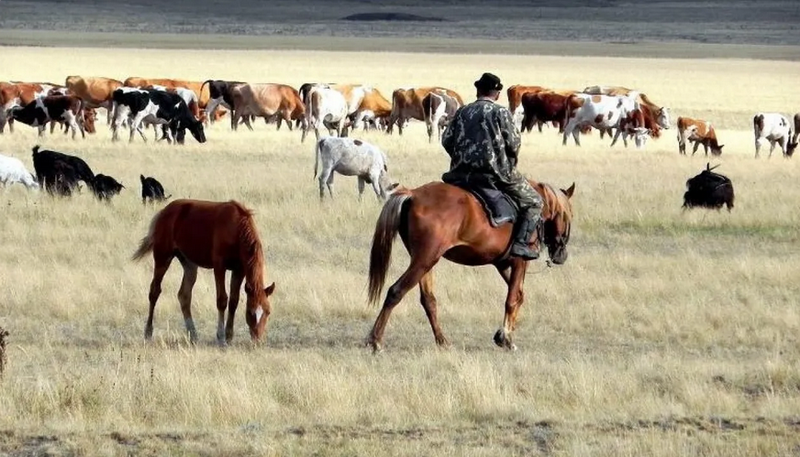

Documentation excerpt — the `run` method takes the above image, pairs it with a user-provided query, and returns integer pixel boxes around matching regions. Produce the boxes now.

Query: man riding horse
[441,72,543,260]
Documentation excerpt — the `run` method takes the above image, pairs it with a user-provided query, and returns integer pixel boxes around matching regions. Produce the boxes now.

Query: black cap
[474,72,503,92]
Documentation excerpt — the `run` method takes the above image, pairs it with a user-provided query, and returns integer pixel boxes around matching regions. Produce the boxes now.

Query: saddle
[443,173,518,227]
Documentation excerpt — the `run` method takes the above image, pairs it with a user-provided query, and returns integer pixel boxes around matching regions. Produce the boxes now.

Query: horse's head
[539,182,575,265]
[245,282,275,341]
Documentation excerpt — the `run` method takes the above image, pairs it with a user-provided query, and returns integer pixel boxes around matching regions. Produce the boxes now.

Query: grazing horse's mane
[231,201,265,290]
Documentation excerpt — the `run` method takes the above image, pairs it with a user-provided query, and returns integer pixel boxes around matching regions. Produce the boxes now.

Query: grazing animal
[140,174,170,204]
[793,112,800,143]
[64,75,124,125]
[230,83,305,132]
[301,86,349,143]
[562,93,644,146]
[682,163,734,212]
[125,77,222,123]
[131,199,276,344]
[365,180,574,352]
[520,91,571,133]
[387,87,463,135]
[200,79,244,124]
[422,90,461,142]
[111,88,206,144]
[753,113,797,158]
[31,145,95,196]
[92,174,124,201]
[9,95,90,139]
[314,137,398,200]
[677,116,724,156]
[506,84,548,126]
[0,153,39,189]
[348,87,393,133]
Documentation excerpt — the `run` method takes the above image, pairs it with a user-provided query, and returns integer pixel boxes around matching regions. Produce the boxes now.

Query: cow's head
[787,140,798,157]
[710,143,724,156]
[176,118,206,144]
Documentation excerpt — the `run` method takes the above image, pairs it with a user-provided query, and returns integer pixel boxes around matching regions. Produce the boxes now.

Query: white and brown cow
[301,86,349,143]
[562,93,644,146]
[422,90,461,143]
[9,95,90,139]
[583,85,671,140]
[677,117,724,156]
[387,87,463,135]
[753,113,797,158]
[349,87,392,132]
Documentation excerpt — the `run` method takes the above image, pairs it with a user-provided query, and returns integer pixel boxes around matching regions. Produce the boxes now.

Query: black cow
[140,174,170,204]
[682,163,734,212]
[111,89,205,144]
[31,145,95,196]
[200,80,245,124]
[93,174,124,201]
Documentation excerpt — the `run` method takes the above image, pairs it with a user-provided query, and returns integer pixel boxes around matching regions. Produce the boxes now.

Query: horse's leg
[493,260,528,350]
[177,259,199,344]
[366,250,442,352]
[224,270,244,343]
[213,266,229,346]
[419,271,448,346]
[144,253,174,341]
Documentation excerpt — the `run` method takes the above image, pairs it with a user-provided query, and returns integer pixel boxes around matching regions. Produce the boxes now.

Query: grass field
[0,42,799,456]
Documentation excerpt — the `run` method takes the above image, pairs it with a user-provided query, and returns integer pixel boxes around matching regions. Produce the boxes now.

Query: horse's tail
[368,191,412,306]
[131,211,161,261]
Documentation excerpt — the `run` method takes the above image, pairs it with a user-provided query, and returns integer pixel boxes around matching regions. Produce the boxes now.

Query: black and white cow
[111,88,206,144]
[9,95,89,139]
[200,79,245,124]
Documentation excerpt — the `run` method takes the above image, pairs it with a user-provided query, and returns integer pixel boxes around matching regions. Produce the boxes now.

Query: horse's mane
[232,201,265,289]
[531,181,572,222]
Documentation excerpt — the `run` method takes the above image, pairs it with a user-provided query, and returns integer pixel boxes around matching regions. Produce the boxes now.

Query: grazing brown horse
[132,199,276,344]
[367,180,574,352]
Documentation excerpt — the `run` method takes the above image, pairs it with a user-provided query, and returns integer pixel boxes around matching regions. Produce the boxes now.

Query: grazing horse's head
[245,282,275,341]
[536,182,575,265]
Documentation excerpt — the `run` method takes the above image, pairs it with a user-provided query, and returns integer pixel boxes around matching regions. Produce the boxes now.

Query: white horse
[0,153,39,190]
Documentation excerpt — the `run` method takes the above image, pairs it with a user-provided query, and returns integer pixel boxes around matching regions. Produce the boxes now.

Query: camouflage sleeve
[499,108,521,165]
[441,107,461,157]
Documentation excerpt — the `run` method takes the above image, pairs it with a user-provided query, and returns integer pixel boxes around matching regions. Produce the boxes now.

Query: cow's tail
[200,79,212,97]
[368,190,412,306]
[753,114,764,137]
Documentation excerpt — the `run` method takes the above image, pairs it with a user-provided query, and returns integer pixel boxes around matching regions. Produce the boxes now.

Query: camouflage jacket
[441,99,522,185]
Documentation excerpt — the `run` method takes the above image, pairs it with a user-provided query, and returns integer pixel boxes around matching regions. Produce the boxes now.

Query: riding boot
[509,209,541,261]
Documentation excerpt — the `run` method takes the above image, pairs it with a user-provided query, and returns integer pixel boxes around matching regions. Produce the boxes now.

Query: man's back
[442,99,521,185]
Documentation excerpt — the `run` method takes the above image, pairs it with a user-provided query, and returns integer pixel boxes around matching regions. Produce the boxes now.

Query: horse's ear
[562,182,576,198]
[264,282,276,296]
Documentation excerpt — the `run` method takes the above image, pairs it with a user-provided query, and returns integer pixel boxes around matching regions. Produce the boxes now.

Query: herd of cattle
[0,77,798,158]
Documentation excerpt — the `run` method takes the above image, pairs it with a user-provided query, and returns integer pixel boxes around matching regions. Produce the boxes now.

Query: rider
[441,72,543,261]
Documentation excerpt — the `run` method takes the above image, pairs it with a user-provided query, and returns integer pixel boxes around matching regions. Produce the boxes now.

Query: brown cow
[65,76,123,126]
[520,91,570,133]
[348,87,392,132]
[506,85,547,123]
[387,87,463,135]
[677,117,724,156]
[230,83,305,131]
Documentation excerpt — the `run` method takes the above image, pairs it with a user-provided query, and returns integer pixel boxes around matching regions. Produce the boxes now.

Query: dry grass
[0,44,799,456]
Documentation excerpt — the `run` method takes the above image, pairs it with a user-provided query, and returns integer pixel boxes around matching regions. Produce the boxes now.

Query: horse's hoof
[493,330,505,347]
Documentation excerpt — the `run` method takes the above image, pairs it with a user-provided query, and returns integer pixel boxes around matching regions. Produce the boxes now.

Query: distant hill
[341,13,446,22]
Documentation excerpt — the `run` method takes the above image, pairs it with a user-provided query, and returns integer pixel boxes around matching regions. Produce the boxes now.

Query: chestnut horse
[367,180,574,351]
[132,199,276,344]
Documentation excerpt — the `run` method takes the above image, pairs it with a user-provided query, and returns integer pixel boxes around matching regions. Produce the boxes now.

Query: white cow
[753,112,798,158]
[0,153,38,189]
[313,137,398,200]
[562,92,643,146]
[302,87,348,143]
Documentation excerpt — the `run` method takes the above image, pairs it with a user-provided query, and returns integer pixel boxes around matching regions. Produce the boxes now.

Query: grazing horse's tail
[131,211,161,261]
[368,191,412,306]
